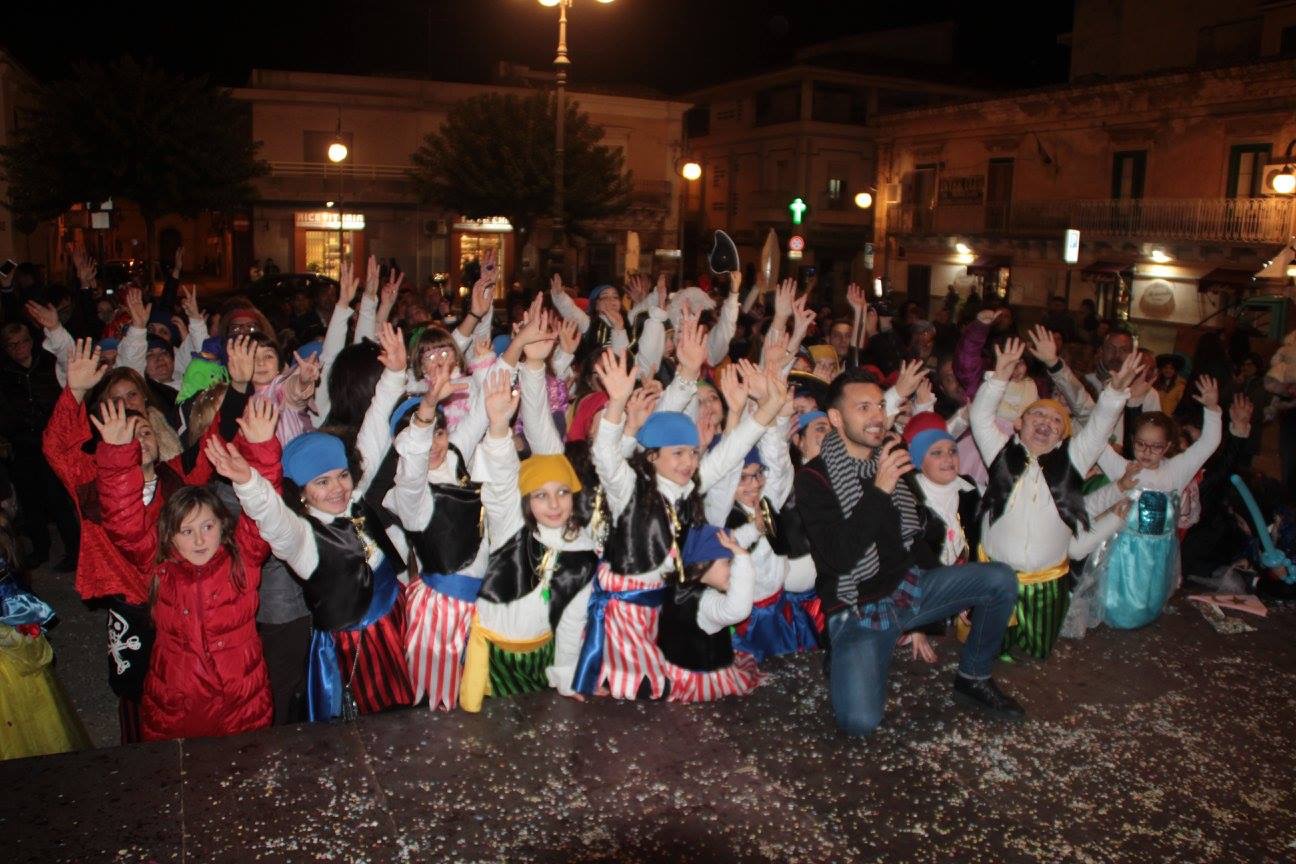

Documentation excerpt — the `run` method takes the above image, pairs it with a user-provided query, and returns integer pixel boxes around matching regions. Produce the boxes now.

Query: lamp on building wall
[1149,248,1173,263]
[1270,139,1296,194]
[955,241,972,255]
[681,161,702,181]
[854,191,873,209]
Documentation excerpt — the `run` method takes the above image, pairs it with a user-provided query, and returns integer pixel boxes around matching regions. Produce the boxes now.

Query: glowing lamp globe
[538,0,560,6]
[327,141,349,163]
[853,191,873,209]
[681,162,702,181]
[1272,169,1296,195]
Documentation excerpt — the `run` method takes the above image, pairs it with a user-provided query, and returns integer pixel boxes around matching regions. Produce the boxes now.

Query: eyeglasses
[739,468,766,483]
[1132,439,1167,454]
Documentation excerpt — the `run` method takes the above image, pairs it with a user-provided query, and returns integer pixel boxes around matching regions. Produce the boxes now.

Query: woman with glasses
[1071,376,1223,632]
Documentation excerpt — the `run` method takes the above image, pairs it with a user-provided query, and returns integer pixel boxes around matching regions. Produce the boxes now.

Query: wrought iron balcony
[891,197,1294,244]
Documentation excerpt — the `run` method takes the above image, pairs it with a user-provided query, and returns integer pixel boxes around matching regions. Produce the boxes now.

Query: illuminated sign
[788,235,805,252]
[295,211,365,230]
[1063,228,1080,264]
[453,216,514,233]
[789,197,807,225]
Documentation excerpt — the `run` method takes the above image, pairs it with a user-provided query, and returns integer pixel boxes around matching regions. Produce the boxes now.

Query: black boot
[952,674,1025,721]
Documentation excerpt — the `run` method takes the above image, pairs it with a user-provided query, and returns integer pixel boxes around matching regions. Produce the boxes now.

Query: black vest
[604,475,682,576]
[409,480,483,575]
[657,579,734,673]
[978,439,1090,535]
[724,497,811,558]
[302,516,375,631]
[481,528,599,630]
[574,315,614,365]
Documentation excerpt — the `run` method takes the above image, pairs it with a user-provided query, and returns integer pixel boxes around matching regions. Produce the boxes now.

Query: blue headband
[281,432,348,487]
[743,447,763,467]
[296,340,323,362]
[636,411,699,449]
[796,410,827,432]
[908,428,956,468]
[491,334,512,357]
[98,338,119,351]
[681,524,734,567]
[588,284,617,305]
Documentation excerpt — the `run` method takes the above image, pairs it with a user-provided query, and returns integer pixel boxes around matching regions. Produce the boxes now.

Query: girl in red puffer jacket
[92,398,282,742]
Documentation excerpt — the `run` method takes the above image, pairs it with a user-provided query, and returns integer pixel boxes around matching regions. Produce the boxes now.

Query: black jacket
[0,349,62,447]
[794,458,914,616]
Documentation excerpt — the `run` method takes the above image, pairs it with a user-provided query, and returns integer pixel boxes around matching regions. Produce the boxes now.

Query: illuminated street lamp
[328,110,348,276]
[854,191,873,209]
[539,0,616,269]
[681,161,702,181]
[1271,139,1296,194]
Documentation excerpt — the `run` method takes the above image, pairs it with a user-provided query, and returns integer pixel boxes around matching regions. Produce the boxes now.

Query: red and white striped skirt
[404,578,476,711]
[333,597,414,715]
[597,568,671,701]
[666,652,761,703]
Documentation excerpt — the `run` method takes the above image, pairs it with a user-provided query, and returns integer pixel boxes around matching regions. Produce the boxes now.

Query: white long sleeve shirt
[1096,406,1222,496]
[518,363,565,456]
[706,291,740,367]
[696,554,756,635]
[313,304,354,422]
[973,374,1128,571]
[549,288,629,352]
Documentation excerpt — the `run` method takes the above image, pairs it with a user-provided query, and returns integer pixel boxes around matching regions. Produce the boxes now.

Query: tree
[409,92,632,244]
[0,57,267,284]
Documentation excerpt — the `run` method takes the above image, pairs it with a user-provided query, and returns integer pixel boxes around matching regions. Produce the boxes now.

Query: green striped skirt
[487,638,555,698]
[1005,578,1069,660]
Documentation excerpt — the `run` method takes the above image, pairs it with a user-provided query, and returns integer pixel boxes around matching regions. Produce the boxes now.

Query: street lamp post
[539,0,614,274]
[678,160,701,283]
[328,111,349,279]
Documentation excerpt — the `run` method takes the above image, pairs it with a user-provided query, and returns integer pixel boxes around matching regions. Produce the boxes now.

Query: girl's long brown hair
[154,486,244,595]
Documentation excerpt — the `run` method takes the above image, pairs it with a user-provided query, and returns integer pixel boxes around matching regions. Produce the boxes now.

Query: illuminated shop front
[294,210,366,280]
[450,216,514,298]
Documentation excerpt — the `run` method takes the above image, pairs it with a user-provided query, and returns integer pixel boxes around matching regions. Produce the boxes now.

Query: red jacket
[95,436,281,742]
[43,388,217,605]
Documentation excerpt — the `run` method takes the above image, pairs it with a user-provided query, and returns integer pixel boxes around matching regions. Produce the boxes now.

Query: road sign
[788,235,805,252]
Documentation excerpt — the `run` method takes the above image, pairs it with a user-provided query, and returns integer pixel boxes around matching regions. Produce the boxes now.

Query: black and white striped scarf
[819,430,923,606]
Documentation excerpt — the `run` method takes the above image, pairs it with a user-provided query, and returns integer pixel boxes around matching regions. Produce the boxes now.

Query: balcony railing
[268,161,410,179]
[892,197,1294,244]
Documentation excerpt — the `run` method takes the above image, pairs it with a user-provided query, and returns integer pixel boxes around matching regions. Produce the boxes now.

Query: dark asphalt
[5,595,1295,863]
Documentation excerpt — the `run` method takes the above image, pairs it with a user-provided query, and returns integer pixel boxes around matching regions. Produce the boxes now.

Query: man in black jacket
[794,367,1022,736]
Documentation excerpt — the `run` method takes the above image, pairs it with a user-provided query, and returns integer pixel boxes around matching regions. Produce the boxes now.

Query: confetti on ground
[6,597,1295,863]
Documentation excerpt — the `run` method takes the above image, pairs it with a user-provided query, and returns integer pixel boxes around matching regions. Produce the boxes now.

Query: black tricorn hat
[708,229,740,274]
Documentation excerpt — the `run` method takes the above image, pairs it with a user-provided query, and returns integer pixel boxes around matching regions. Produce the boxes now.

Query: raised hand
[470,274,494,319]
[557,318,580,356]
[755,365,790,422]
[172,246,184,279]
[180,283,201,320]
[1229,392,1253,430]
[894,359,926,398]
[549,272,567,297]
[236,398,281,445]
[737,358,768,403]
[675,318,707,380]
[421,364,465,411]
[67,338,106,401]
[717,363,749,412]
[226,336,256,390]
[846,283,866,312]
[1026,324,1058,367]
[125,287,151,330]
[204,437,252,485]
[364,255,380,297]
[624,380,663,435]
[715,529,750,556]
[171,316,190,343]
[1107,349,1146,392]
[1128,363,1155,402]
[773,278,796,319]
[72,247,97,289]
[376,322,407,372]
[791,294,816,341]
[380,269,404,314]
[697,411,719,452]
[992,338,1026,382]
[293,351,323,388]
[873,440,913,494]
[90,399,138,446]
[625,273,648,305]
[728,269,743,295]
[522,309,558,364]
[25,300,59,332]
[594,349,636,405]
[1192,374,1220,410]
[338,260,359,308]
[915,375,934,407]
[763,326,792,371]
[484,368,519,434]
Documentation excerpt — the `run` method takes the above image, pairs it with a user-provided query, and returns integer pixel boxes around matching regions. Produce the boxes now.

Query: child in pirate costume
[659,524,760,701]
[549,276,630,359]
[573,348,788,700]
[971,337,1143,660]
[704,364,821,662]
[232,323,414,721]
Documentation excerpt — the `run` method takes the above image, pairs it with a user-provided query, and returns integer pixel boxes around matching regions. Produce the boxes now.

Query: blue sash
[783,588,823,651]
[421,571,483,604]
[730,592,799,664]
[572,577,667,696]
[306,558,400,722]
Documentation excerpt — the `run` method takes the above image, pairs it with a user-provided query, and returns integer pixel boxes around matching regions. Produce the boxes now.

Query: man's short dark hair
[826,366,880,409]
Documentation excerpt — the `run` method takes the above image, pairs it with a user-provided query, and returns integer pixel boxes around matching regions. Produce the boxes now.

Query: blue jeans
[826,562,1018,737]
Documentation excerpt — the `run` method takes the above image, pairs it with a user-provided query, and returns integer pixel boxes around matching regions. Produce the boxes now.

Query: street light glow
[327,141,349,163]
[1150,249,1172,263]
[854,191,873,209]
[681,161,702,181]
[955,241,971,255]
[1272,169,1296,194]
[538,0,560,6]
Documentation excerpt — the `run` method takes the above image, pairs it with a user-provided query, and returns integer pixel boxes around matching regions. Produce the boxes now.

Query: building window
[684,105,710,138]
[1112,150,1146,199]
[1196,17,1262,66]
[827,177,844,208]
[1282,25,1296,56]
[755,85,801,126]
[811,83,867,124]
[1227,144,1271,197]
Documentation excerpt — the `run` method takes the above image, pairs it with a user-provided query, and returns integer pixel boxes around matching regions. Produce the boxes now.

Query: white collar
[427,449,461,484]
[534,523,597,552]
[656,474,695,502]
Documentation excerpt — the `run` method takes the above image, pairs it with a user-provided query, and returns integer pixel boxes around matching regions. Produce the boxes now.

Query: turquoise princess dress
[1096,490,1180,629]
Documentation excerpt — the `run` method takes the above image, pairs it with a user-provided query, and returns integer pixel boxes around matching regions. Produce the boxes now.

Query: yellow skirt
[0,626,92,760]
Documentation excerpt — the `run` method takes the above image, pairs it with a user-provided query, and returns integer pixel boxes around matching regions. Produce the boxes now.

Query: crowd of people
[2,235,1295,758]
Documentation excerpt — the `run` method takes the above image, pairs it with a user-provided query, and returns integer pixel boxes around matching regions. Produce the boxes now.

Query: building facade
[682,30,979,306]
[875,60,1296,351]
[232,70,690,295]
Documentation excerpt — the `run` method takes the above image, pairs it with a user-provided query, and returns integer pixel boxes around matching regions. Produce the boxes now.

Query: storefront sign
[295,211,365,230]
[938,175,985,205]
[1063,228,1080,264]
[453,216,513,233]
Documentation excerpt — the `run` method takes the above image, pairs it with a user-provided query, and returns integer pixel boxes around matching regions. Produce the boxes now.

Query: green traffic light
[789,196,807,225]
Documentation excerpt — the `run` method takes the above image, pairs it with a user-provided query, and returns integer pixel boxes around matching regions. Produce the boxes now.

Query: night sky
[3,1,1073,94]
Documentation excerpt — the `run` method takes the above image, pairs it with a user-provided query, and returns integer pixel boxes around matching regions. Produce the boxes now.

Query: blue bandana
[636,411,699,449]
[681,524,733,567]
[282,432,348,487]
[796,410,828,432]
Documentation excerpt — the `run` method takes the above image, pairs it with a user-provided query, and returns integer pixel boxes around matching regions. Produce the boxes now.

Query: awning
[965,256,1011,278]
[1080,260,1134,281]
[1197,267,1285,293]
